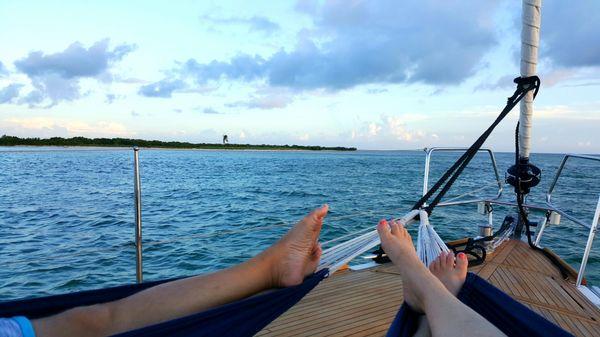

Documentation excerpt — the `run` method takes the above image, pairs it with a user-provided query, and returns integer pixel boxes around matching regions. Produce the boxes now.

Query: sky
[0,0,599,152]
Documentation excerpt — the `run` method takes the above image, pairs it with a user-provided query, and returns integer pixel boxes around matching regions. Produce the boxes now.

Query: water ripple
[1,148,599,301]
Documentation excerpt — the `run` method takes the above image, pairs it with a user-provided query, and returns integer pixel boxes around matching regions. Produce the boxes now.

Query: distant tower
[223,134,229,144]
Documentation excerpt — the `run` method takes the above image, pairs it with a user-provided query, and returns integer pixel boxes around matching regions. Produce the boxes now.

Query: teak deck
[258,239,600,337]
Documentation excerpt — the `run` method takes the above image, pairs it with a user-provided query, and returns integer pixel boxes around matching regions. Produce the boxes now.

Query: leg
[377,220,505,337]
[32,205,329,337]
[412,250,470,337]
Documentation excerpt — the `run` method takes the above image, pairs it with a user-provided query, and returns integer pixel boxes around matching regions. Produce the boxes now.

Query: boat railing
[425,150,600,288]
[133,147,143,283]
[540,154,600,287]
[422,147,504,205]
[421,147,503,228]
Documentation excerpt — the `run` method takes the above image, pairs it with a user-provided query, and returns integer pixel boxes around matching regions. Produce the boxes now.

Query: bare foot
[268,205,328,287]
[377,219,418,265]
[377,219,428,312]
[429,251,468,296]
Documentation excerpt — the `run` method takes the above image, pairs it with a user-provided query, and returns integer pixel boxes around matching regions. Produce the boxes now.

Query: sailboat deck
[258,239,600,336]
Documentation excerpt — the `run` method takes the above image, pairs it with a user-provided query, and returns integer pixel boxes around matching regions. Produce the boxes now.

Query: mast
[508,0,543,242]
[518,0,542,160]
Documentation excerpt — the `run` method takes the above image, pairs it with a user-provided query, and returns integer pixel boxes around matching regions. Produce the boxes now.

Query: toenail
[458,253,466,259]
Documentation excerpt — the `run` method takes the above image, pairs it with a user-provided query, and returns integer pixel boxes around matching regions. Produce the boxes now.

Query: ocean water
[1,147,599,301]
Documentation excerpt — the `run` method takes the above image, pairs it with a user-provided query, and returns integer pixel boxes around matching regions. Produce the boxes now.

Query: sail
[518,0,542,159]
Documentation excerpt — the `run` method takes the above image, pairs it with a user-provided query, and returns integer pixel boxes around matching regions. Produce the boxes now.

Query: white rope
[318,210,421,274]
[416,211,451,267]
[319,209,454,274]
[440,181,499,204]
[492,220,515,249]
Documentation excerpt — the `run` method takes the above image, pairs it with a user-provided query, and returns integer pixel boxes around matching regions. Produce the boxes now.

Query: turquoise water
[1,147,599,300]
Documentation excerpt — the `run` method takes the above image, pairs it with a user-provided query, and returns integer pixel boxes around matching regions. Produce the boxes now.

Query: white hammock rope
[318,209,451,274]
[415,210,451,267]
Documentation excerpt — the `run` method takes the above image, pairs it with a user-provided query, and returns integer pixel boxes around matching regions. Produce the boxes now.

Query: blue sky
[0,0,599,152]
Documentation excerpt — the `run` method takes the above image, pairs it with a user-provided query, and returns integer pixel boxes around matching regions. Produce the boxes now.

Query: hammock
[1,268,574,337]
[0,270,328,337]
[387,273,573,337]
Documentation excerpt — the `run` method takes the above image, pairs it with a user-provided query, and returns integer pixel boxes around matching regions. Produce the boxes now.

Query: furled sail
[518,0,541,159]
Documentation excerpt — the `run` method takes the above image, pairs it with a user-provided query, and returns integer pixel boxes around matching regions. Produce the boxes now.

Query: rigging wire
[436,181,500,205]
[412,76,540,217]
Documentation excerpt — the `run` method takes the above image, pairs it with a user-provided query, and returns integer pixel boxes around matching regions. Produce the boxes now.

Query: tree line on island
[0,135,357,151]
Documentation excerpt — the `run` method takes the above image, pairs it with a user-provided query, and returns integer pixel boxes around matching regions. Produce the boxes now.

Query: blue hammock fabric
[0,269,328,337]
[386,272,574,337]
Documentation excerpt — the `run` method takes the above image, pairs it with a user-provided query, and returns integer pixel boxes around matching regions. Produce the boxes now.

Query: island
[0,135,357,151]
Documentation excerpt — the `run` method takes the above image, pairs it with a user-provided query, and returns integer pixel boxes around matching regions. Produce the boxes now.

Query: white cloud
[1,117,131,138]
[577,140,592,148]
[367,123,381,136]
[227,93,293,110]
[11,39,135,107]
[352,114,433,145]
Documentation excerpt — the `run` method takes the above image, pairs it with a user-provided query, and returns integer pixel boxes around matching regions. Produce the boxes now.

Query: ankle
[249,245,281,289]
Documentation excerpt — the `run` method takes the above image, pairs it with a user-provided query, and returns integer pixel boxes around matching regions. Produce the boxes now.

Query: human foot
[429,251,468,296]
[377,219,429,312]
[376,219,418,266]
[268,205,328,287]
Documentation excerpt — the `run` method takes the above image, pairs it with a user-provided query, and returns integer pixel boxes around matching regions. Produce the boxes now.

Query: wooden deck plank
[258,239,600,337]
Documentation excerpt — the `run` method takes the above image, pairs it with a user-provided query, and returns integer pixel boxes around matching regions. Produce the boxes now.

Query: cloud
[366,88,389,94]
[19,90,44,107]
[176,1,498,90]
[138,79,185,98]
[104,93,125,104]
[201,107,221,114]
[0,61,7,76]
[1,117,130,138]
[0,84,24,104]
[476,75,515,91]
[201,15,280,34]
[15,39,134,79]
[542,3,600,68]
[534,105,600,121]
[295,0,318,15]
[352,114,432,144]
[11,39,135,106]
[226,93,293,109]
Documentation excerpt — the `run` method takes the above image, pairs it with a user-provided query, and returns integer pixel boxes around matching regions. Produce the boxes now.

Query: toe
[429,259,438,273]
[377,219,391,238]
[445,251,455,268]
[303,204,328,233]
[310,204,328,224]
[433,255,442,271]
[455,252,469,275]
[314,204,329,219]
[399,224,409,239]
[390,221,400,236]
[397,221,406,232]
